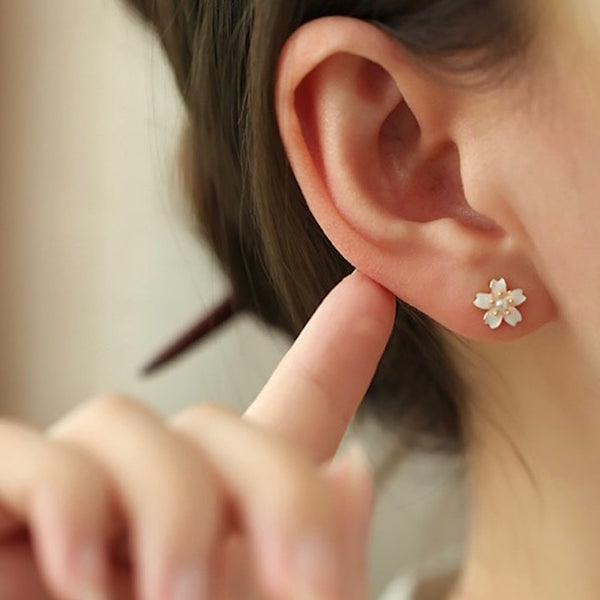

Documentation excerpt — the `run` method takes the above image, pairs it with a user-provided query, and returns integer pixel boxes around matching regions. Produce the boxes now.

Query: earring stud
[474,278,527,329]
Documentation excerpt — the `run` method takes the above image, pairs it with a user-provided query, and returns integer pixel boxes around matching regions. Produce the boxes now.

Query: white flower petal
[474,293,493,309]
[490,278,507,296]
[503,307,523,327]
[508,289,527,306]
[484,310,503,329]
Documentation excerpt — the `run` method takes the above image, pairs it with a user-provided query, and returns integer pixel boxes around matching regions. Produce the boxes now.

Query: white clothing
[378,572,418,600]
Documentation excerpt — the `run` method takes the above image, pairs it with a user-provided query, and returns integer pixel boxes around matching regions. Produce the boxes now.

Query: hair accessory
[473,278,527,330]
[140,295,237,375]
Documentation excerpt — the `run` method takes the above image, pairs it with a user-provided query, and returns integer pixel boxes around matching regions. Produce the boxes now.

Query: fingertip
[336,269,397,340]
[344,269,397,316]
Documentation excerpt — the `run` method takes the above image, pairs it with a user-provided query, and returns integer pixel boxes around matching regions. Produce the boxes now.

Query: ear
[274,16,555,341]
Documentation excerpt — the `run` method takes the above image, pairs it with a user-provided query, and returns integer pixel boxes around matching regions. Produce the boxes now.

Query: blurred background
[0,0,465,596]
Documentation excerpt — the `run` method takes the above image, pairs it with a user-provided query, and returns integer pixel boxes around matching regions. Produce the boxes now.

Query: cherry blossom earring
[473,278,527,329]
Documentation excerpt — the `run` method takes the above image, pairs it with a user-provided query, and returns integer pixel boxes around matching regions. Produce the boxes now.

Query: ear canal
[380,114,500,232]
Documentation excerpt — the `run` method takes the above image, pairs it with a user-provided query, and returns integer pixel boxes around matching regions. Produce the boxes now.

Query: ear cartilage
[473,278,527,330]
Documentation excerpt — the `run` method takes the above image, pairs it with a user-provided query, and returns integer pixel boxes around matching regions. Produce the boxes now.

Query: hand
[0,270,395,600]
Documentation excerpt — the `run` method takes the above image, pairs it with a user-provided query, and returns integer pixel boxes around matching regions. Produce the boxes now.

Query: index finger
[243,270,396,464]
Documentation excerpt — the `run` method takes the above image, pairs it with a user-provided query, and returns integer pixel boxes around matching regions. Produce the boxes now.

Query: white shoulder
[378,571,418,600]
[378,566,461,600]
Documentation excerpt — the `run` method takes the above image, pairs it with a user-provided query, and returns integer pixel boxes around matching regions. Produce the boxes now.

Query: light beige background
[0,1,465,596]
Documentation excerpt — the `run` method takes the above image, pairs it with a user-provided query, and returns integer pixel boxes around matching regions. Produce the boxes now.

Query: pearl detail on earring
[473,278,527,329]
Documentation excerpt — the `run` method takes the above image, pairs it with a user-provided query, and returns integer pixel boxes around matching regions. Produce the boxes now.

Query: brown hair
[123,0,538,472]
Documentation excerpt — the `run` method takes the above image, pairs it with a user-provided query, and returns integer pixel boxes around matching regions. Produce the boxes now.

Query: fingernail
[292,535,340,600]
[80,589,110,600]
[294,592,332,600]
[169,565,208,600]
[76,543,109,600]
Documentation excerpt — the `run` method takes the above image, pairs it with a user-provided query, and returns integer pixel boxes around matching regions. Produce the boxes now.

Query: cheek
[495,68,600,332]
[459,6,600,352]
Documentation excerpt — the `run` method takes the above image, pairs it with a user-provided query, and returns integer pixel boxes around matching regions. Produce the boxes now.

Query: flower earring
[474,278,527,329]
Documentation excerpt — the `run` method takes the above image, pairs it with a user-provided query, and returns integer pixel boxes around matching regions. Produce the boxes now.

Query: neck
[446,320,600,600]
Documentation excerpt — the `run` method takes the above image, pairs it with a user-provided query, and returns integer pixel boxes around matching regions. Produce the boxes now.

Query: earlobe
[275,16,556,341]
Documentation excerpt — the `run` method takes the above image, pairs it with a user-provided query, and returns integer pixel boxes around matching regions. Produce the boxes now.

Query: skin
[0,270,396,600]
[273,2,600,599]
[5,3,600,600]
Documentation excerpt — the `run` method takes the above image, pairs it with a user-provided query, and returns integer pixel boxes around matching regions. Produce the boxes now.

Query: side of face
[456,0,600,351]
[273,3,600,354]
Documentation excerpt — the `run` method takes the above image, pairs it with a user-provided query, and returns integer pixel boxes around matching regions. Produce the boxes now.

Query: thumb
[322,441,375,600]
